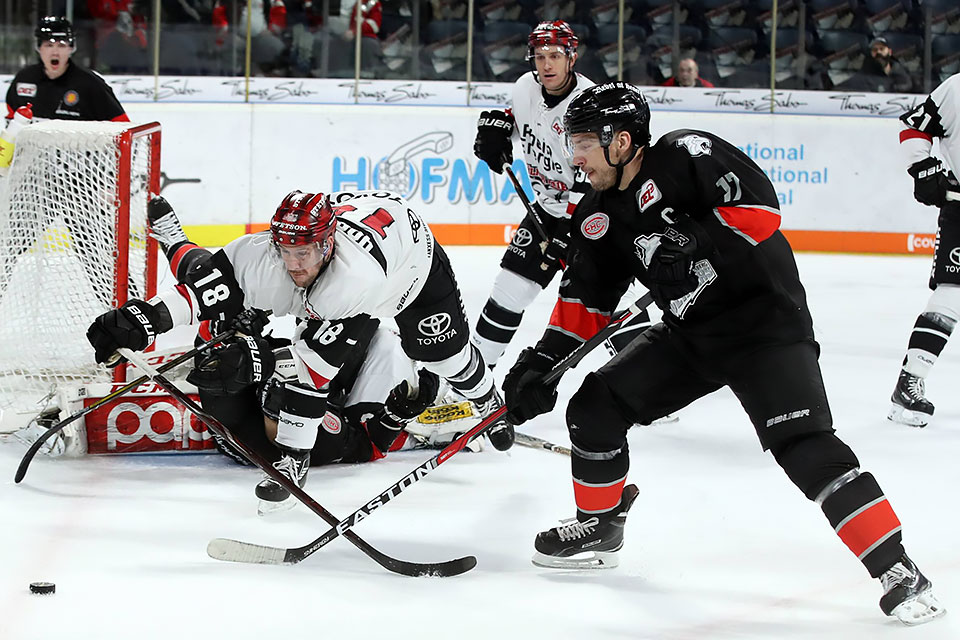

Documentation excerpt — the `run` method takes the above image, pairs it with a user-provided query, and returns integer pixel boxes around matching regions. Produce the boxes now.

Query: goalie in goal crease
[21,192,505,516]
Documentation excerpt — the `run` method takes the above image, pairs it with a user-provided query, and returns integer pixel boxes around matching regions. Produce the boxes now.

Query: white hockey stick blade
[207,538,290,565]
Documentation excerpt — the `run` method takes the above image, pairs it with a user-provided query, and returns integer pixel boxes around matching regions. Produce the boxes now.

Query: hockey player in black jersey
[502,81,945,626]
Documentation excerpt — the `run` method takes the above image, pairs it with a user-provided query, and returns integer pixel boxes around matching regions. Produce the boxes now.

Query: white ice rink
[2,247,960,640]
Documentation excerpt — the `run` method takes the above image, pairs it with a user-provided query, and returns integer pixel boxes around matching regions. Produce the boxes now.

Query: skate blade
[257,497,297,517]
[887,405,930,428]
[891,590,947,626]
[531,550,620,570]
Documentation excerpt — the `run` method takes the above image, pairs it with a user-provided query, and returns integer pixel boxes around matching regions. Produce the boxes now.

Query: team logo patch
[551,117,564,136]
[63,90,80,106]
[675,134,712,157]
[633,234,660,266]
[322,412,342,434]
[581,212,609,239]
[418,313,452,337]
[637,179,662,212]
[17,83,37,97]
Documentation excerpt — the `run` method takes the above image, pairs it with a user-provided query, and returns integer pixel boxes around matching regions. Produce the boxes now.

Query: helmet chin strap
[602,144,640,189]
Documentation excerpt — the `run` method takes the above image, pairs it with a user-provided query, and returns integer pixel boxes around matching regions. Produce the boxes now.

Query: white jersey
[164,190,434,387]
[223,190,434,321]
[899,72,960,177]
[509,72,594,220]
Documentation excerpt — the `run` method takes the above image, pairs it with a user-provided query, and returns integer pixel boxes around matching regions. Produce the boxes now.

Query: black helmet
[35,16,75,48]
[564,81,651,150]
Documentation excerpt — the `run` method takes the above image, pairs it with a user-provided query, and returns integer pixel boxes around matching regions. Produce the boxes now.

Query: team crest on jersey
[581,212,609,239]
[637,180,662,212]
[322,412,342,434]
[16,83,37,97]
[676,134,712,157]
[633,234,660,266]
[551,117,564,136]
[63,90,80,106]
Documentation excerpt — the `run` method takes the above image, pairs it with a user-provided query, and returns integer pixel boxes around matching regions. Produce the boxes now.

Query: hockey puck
[29,582,55,595]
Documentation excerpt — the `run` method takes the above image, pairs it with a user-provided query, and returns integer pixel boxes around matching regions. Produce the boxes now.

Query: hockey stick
[207,291,656,566]
[117,348,476,578]
[13,327,236,484]
[513,431,571,456]
[503,164,550,245]
[947,190,960,202]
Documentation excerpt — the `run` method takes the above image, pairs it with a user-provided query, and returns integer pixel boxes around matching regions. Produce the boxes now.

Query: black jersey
[539,128,814,359]
[4,61,127,122]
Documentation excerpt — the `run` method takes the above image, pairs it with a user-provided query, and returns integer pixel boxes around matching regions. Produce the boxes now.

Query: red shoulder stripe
[715,205,781,244]
[899,128,932,143]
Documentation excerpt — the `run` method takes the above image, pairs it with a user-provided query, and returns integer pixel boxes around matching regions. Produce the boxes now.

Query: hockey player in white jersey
[888,72,960,427]
[87,191,514,510]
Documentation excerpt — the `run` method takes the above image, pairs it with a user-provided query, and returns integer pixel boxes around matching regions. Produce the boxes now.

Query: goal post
[0,120,161,430]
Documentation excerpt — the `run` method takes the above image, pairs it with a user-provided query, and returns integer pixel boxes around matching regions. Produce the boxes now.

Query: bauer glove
[908,157,957,208]
[187,336,276,395]
[474,110,514,174]
[503,347,560,425]
[87,300,167,366]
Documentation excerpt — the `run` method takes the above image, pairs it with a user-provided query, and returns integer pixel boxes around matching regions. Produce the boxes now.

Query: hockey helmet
[526,20,579,61]
[564,81,651,150]
[35,16,75,48]
[270,191,336,253]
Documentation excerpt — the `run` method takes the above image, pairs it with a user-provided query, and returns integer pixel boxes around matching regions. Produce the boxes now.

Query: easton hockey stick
[207,291,656,566]
[14,327,237,483]
[118,348,476,578]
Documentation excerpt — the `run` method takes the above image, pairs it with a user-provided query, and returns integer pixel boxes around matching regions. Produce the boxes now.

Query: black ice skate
[147,196,189,253]
[532,484,639,570]
[887,370,934,427]
[474,386,514,451]
[255,446,310,516]
[879,554,946,626]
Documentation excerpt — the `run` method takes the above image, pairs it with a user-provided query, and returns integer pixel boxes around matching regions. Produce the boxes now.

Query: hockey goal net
[0,120,161,431]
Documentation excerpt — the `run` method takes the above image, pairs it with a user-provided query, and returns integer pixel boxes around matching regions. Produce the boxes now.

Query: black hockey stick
[13,327,237,484]
[513,432,571,456]
[503,164,551,245]
[118,348,476,578]
[207,292,656,566]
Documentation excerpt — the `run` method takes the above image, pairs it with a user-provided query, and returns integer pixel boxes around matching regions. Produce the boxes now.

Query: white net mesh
[0,121,159,426]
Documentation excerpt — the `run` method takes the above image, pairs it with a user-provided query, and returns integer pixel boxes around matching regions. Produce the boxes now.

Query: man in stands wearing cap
[854,36,913,93]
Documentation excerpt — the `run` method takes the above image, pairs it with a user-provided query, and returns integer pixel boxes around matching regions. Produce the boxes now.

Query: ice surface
[1,248,959,639]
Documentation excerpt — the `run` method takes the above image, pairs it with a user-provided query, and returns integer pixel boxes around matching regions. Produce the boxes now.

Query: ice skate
[887,370,934,427]
[879,554,946,626]
[147,196,189,253]
[532,484,639,570]
[255,447,310,516]
[474,386,514,451]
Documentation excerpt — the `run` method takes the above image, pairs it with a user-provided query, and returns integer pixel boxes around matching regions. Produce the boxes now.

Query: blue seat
[922,0,960,35]
[817,30,868,71]
[932,34,960,81]
[698,0,747,28]
[808,0,857,32]
[706,26,759,67]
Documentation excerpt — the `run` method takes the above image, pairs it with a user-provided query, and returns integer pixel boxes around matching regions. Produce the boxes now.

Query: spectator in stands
[88,0,150,72]
[660,58,714,88]
[853,36,913,93]
[212,0,287,75]
[288,0,382,77]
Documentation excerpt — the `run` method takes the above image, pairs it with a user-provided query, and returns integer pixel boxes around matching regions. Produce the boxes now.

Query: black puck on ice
[29,582,55,595]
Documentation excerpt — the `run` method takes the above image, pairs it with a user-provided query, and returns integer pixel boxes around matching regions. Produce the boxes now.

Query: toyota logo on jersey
[581,212,609,239]
[419,313,452,336]
[512,227,534,248]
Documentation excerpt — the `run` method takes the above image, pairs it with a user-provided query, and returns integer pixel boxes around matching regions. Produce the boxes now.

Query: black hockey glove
[646,218,708,307]
[383,369,441,425]
[908,157,956,208]
[187,335,276,396]
[211,307,271,338]
[540,223,571,272]
[503,347,560,425]
[474,110,514,174]
[87,299,166,366]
